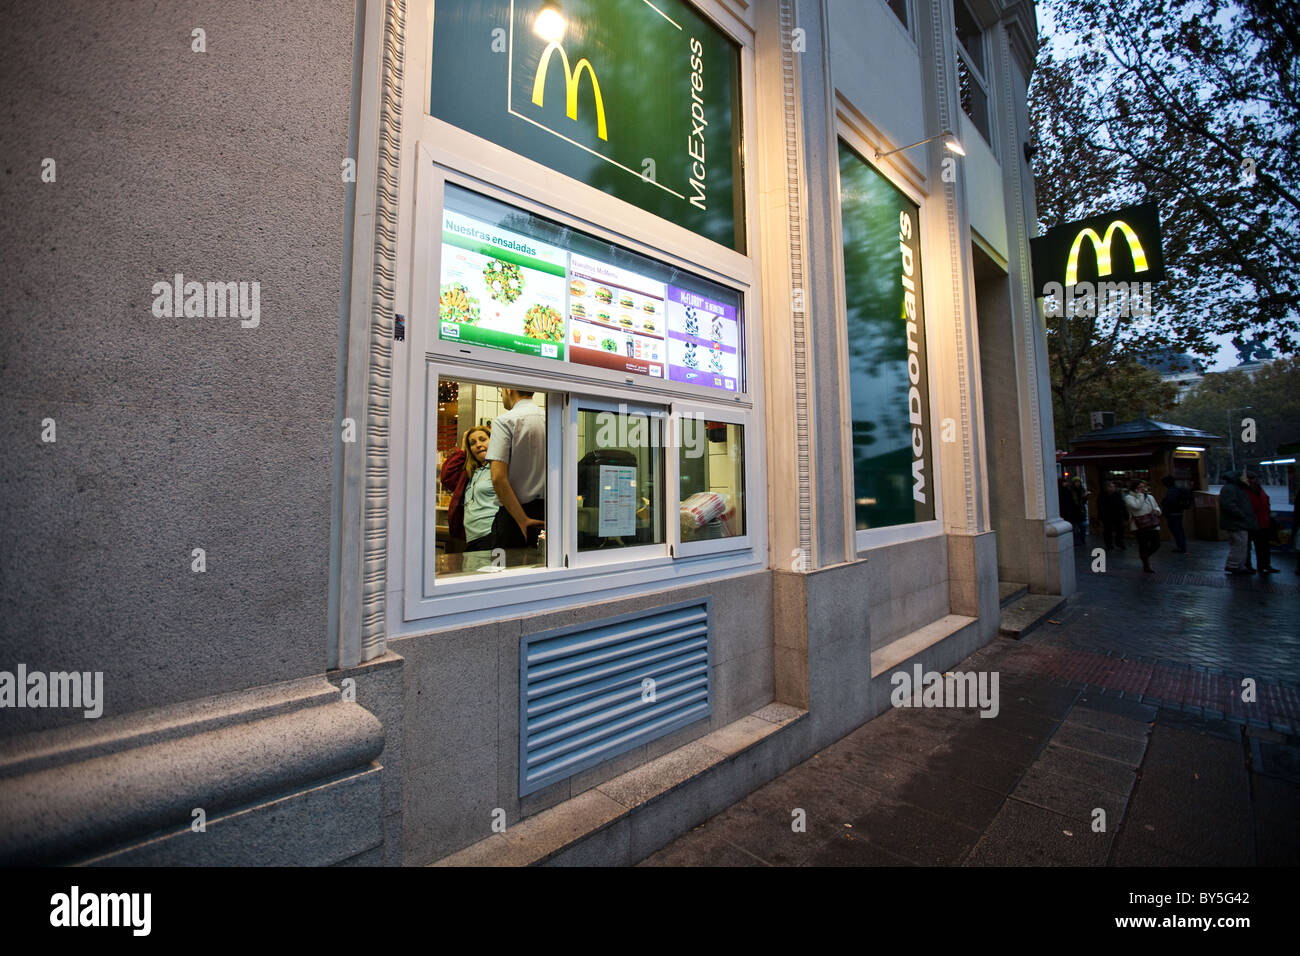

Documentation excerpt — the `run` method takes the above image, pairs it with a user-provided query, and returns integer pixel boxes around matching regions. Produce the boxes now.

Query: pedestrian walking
[1245,472,1277,573]
[1100,480,1128,550]
[1123,479,1162,573]
[1059,477,1083,547]
[1160,475,1193,554]
[1218,470,1257,575]
[1071,478,1091,543]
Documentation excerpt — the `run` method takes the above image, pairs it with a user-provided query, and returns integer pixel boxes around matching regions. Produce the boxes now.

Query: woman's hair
[1128,478,1146,493]
[461,425,491,476]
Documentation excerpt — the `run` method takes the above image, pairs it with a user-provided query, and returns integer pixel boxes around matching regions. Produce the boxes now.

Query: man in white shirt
[487,388,546,550]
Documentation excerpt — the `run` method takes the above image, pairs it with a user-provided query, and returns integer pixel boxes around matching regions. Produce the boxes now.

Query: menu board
[438,211,568,359]
[567,255,666,378]
[665,288,740,392]
[438,205,741,392]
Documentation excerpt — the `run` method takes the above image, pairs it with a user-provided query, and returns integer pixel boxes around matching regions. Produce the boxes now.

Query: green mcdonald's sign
[429,0,744,251]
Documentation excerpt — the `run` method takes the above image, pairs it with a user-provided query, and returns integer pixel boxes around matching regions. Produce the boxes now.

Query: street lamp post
[1226,406,1252,474]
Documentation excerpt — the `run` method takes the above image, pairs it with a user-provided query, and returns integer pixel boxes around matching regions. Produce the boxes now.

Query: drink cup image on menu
[664,285,740,390]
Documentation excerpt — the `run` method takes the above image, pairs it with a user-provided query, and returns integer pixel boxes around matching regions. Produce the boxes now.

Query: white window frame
[391,0,767,632]
[417,368,563,599]
[404,355,761,622]
[672,402,753,559]
[831,122,946,557]
[568,395,672,569]
[953,0,994,147]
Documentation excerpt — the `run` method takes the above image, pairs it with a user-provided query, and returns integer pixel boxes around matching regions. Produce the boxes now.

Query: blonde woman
[1123,479,1162,574]
[439,425,499,552]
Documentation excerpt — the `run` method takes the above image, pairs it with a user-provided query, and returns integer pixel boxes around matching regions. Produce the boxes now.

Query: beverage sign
[429,0,744,251]
[665,287,739,391]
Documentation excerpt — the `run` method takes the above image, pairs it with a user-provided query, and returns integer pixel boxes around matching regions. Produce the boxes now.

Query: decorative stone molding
[0,678,384,866]
[333,0,405,670]
[360,0,406,662]
[929,0,978,535]
[779,0,814,568]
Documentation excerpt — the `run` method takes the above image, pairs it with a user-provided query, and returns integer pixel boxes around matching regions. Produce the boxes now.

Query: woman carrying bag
[1123,479,1163,574]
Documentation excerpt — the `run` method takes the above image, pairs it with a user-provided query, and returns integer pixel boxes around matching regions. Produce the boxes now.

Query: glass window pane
[956,54,991,143]
[433,376,548,578]
[576,408,665,552]
[679,419,746,542]
[887,0,909,30]
[953,0,985,76]
[838,142,936,530]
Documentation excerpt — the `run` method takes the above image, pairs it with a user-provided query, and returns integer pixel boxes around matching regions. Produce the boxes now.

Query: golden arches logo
[531,41,608,141]
[1065,220,1149,287]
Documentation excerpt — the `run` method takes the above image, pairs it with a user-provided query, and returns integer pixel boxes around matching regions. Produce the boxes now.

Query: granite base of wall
[0,676,386,866]
[393,570,774,866]
[1030,517,1078,598]
[772,531,997,750]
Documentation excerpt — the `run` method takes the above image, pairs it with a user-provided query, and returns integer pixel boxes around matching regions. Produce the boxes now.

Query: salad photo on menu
[439,207,569,360]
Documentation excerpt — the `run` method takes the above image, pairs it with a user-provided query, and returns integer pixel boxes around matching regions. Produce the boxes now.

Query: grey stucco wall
[1,0,356,732]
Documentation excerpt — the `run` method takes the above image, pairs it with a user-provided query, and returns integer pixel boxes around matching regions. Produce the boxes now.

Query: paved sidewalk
[641,535,1300,866]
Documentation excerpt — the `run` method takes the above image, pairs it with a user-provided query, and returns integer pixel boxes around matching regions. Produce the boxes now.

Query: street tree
[1051,350,1179,448]
[1031,0,1299,447]
[1169,355,1300,481]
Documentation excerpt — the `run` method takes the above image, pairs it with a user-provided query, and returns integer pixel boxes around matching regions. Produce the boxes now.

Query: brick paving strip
[1098,567,1300,594]
[1013,645,1300,734]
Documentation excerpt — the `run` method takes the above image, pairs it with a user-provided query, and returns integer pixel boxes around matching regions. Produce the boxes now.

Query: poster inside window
[838,142,935,529]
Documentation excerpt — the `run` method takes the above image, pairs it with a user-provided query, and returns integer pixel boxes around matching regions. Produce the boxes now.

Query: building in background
[1139,348,1206,401]
[1,0,1070,865]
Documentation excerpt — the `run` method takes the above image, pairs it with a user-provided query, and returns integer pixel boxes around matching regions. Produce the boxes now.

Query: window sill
[396,548,766,633]
[854,519,945,553]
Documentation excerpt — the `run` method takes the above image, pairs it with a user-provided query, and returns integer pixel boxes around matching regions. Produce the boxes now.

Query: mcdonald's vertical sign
[1029,201,1166,296]
[429,0,744,251]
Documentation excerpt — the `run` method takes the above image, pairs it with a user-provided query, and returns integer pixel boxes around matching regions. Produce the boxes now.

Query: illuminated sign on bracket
[1030,201,1166,296]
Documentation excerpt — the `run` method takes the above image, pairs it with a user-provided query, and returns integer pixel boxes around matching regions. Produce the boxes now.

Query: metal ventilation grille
[520,600,712,795]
